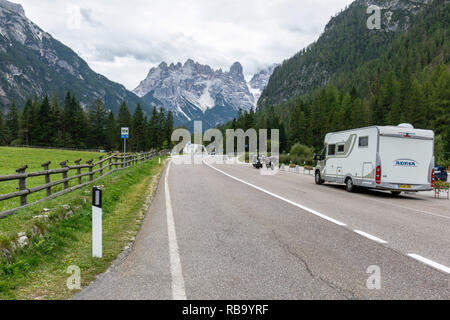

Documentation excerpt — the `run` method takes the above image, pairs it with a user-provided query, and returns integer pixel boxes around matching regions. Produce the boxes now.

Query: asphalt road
[75,157,450,300]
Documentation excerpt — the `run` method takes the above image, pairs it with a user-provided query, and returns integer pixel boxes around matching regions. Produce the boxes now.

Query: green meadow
[0,147,104,212]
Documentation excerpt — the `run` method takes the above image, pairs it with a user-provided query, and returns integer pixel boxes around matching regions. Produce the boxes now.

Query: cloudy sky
[19,0,353,90]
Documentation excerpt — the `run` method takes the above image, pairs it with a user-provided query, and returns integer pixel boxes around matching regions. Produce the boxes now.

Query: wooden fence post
[41,161,52,196]
[108,152,112,172]
[115,156,118,169]
[16,165,28,206]
[60,160,69,190]
[74,159,82,185]
[99,156,104,176]
[122,155,125,168]
[87,159,94,181]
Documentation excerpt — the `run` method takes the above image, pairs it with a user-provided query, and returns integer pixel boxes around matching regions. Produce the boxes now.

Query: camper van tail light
[376,166,382,185]
[431,168,435,188]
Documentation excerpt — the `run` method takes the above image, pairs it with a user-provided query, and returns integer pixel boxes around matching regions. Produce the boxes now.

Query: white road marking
[205,161,450,276]
[408,254,450,274]
[353,230,388,244]
[204,161,347,227]
[165,161,187,300]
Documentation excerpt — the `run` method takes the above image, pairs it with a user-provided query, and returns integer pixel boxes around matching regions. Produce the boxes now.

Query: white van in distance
[314,124,435,195]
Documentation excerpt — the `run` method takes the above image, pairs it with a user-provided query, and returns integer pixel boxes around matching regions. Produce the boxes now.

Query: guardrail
[0,151,163,218]
[280,164,314,175]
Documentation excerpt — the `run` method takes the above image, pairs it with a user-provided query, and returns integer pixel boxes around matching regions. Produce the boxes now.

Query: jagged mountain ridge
[248,64,278,108]
[258,0,432,109]
[133,60,275,129]
[0,0,146,114]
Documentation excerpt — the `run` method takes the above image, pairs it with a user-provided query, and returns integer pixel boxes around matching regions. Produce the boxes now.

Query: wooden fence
[0,151,162,218]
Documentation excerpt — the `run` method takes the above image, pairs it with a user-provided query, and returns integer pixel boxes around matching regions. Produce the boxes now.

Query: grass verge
[0,156,166,300]
[0,147,103,212]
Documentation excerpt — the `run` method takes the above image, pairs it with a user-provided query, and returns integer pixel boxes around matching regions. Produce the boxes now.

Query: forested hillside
[223,0,449,164]
[258,0,431,108]
[0,92,173,152]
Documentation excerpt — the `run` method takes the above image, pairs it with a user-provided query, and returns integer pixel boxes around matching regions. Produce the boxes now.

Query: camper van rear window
[359,136,369,147]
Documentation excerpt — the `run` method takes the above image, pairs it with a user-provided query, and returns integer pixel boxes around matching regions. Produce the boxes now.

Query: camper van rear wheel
[315,171,323,185]
[346,178,355,192]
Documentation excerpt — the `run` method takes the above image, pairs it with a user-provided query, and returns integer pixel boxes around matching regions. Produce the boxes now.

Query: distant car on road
[434,165,448,182]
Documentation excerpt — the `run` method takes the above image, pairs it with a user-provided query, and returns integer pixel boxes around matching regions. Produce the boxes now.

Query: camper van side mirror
[313,153,318,161]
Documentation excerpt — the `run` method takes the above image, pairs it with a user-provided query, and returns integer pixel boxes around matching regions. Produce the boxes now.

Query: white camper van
[314,124,435,195]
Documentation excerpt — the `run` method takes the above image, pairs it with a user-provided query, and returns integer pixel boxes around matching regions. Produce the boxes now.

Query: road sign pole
[121,127,129,167]
[92,187,103,258]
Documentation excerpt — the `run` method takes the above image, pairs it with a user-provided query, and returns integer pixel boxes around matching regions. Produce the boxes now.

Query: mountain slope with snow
[134,60,276,128]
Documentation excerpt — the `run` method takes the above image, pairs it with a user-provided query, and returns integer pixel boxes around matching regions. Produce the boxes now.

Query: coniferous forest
[0,92,174,152]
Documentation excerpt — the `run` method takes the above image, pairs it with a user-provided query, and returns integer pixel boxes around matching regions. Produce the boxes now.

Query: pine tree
[6,98,19,143]
[36,94,52,145]
[131,104,145,152]
[51,92,63,146]
[20,98,33,145]
[117,101,132,129]
[406,80,427,129]
[0,110,10,145]
[62,92,74,146]
[165,111,174,148]
[105,111,118,151]
[148,106,158,150]
[288,104,306,147]
[156,108,166,150]
[87,99,108,149]
[70,96,88,149]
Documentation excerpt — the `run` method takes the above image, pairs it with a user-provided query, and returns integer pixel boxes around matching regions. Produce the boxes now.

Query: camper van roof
[325,125,434,140]
[378,125,434,139]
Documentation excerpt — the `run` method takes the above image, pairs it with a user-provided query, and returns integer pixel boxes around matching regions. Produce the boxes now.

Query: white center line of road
[204,161,347,227]
[165,161,187,300]
[353,230,388,244]
[408,254,450,274]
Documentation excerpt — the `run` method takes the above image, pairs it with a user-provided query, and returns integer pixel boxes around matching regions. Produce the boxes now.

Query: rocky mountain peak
[0,0,25,16]
[229,62,244,82]
[133,59,262,128]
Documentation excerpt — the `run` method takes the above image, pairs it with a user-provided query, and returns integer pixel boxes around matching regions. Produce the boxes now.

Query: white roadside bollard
[92,186,103,258]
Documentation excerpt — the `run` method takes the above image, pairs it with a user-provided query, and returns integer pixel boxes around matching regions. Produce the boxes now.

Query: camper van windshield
[320,147,326,160]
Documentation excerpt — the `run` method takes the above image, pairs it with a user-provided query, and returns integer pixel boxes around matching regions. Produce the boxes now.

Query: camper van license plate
[399,185,412,189]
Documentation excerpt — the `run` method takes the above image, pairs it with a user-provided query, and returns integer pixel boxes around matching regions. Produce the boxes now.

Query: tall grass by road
[0,155,166,300]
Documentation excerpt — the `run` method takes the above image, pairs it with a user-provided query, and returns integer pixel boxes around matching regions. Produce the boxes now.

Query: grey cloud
[80,8,101,27]
[19,0,354,89]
